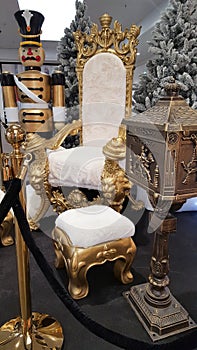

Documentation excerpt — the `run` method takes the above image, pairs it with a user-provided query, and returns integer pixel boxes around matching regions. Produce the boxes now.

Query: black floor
[0,208,197,349]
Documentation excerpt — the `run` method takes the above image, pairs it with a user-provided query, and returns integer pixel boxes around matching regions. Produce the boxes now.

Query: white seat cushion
[55,204,135,248]
[48,146,105,190]
[48,146,126,190]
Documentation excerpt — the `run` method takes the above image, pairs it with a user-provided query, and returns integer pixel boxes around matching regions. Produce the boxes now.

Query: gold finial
[99,13,112,28]
[129,24,142,39]
[103,137,126,160]
[5,124,26,146]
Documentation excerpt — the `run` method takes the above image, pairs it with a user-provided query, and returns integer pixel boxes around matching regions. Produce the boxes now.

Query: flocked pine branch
[133,0,197,113]
[56,0,92,147]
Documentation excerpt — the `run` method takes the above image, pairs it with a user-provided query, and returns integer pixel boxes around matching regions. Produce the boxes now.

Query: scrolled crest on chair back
[74,14,141,146]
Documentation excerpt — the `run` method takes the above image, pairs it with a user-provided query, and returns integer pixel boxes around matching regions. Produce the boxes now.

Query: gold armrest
[25,119,82,153]
[50,120,82,150]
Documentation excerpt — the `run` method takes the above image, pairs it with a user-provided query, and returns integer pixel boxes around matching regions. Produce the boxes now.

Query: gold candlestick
[0,124,64,349]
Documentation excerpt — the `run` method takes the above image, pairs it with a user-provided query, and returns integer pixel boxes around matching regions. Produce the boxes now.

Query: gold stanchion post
[0,124,64,349]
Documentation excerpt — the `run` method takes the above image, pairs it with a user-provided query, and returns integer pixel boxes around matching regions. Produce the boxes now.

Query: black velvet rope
[0,180,197,350]
[0,178,21,223]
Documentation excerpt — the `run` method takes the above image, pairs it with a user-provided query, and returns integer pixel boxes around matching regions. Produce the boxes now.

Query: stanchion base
[0,312,64,349]
[123,283,197,342]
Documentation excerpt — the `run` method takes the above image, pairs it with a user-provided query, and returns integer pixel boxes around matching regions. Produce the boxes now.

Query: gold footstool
[52,204,136,299]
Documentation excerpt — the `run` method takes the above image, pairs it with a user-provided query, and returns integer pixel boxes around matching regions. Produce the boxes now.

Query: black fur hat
[14,9,44,46]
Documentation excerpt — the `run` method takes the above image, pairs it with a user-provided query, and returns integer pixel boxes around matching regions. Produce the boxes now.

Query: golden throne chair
[40,13,141,214]
[27,14,141,299]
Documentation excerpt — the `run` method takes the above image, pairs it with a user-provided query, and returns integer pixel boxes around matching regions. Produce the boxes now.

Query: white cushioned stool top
[55,205,135,248]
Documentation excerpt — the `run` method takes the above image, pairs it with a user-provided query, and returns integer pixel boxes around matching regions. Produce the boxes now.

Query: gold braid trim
[19,30,42,38]
[20,41,42,47]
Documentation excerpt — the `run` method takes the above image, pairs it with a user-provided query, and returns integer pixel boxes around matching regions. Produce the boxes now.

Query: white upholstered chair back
[82,52,126,147]
[74,13,141,149]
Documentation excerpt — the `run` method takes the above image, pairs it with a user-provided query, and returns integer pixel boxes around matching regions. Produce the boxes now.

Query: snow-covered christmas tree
[57,0,92,147]
[133,0,197,113]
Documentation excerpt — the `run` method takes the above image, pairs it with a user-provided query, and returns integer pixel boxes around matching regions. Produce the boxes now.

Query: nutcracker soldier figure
[0,10,66,229]
[1,9,65,133]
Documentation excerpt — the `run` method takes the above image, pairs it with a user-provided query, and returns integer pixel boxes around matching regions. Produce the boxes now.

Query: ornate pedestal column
[124,212,196,341]
[123,80,197,341]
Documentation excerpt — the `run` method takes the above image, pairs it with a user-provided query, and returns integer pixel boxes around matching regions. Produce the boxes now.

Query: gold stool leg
[0,124,64,349]
[114,239,136,284]
[68,263,89,300]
